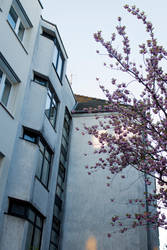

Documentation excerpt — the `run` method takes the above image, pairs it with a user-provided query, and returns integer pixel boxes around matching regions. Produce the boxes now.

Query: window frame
[8,198,44,250]
[7,0,33,43]
[45,84,59,129]
[52,40,64,82]
[36,137,52,189]
[22,127,53,189]
[33,73,48,87]
[8,5,25,42]
[0,68,12,108]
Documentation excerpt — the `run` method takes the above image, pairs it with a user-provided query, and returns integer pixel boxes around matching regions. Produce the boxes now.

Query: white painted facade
[62,113,159,250]
[0,1,159,250]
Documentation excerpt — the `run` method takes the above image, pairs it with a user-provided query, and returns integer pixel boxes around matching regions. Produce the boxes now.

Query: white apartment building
[0,1,159,250]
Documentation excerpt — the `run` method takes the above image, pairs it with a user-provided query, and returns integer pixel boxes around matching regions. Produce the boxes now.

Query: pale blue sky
[42,0,167,100]
[42,1,167,248]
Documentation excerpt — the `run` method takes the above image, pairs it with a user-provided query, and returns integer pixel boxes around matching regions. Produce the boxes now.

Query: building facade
[0,0,159,250]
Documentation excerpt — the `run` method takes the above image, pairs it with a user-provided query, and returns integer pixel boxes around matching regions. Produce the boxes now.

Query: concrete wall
[0,14,76,249]
[0,1,43,248]
[61,113,159,250]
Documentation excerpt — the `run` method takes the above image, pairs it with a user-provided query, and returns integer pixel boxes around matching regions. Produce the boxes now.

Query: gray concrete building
[0,0,159,250]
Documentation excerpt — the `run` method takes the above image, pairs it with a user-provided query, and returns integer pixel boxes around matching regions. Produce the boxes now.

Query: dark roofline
[74,94,108,102]
[40,16,68,59]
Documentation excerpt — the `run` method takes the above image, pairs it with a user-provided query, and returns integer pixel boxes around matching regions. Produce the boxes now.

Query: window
[33,73,48,87]
[42,29,55,41]
[0,68,12,107]
[49,195,62,250]
[23,128,39,144]
[45,86,59,129]
[22,128,53,189]
[36,138,52,188]
[8,5,25,42]
[52,41,64,80]
[7,0,33,43]
[25,213,43,250]
[49,109,71,250]
[59,109,71,166]
[0,52,20,113]
[8,198,43,250]
[0,152,5,178]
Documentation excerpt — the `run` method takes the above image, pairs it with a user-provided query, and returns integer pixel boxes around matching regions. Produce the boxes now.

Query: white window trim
[0,52,20,114]
[10,12,25,41]
[0,71,7,101]
[0,69,12,107]
[12,0,33,29]
[7,0,33,42]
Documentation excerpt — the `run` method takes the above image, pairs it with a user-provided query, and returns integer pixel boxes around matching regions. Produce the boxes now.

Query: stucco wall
[61,113,159,250]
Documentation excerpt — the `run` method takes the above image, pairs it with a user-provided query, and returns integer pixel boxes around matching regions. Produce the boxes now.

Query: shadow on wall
[86,236,97,250]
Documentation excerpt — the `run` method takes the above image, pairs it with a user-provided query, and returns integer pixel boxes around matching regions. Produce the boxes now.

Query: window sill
[52,63,63,85]
[0,102,14,119]
[7,20,28,55]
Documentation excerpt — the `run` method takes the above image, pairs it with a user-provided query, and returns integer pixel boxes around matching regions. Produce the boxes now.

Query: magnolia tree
[78,5,167,236]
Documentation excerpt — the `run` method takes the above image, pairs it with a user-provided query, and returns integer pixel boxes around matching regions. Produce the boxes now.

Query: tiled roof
[74,94,110,113]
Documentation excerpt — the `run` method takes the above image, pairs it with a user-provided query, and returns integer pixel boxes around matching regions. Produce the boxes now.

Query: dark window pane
[25,223,34,250]
[33,227,41,250]
[53,47,58,68]
[52,216,60,234]
[56,185,63,198]
[57,55,63,78]
[60,153,66,166]
[39,140,44,153]
[42,30,55,41]
[8,6,18,30]
[23,134,36,143]
[36,139,52,188]
[28,209,35,223]
[23,129,38,144]
[45,94,51,119]
[41,158,50,187]
[58,164,65,180]
[45,149,51,162]
[51,229,59,245]
[0,69,3,82]
[10,202,26,217]
[54,195,62,210]
[18,22,25,41]
[50,243,58,250]
[36,152,43,179]
[61,137,68,151]
[34,74,48,86]
[62,127,68,138]
[50,105,57,127]
[36,216,43,228]
[53,204,60,218]
[1,78,11,106]
[45,86,58,129]
[57,175,63,187]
